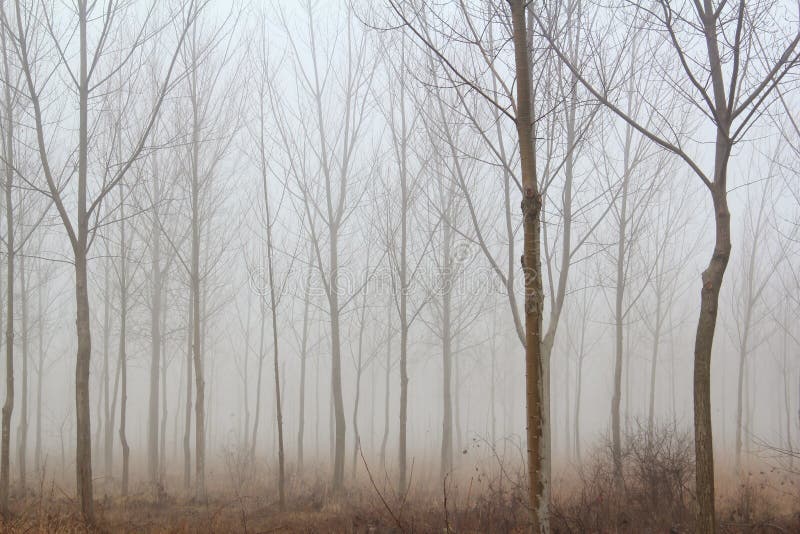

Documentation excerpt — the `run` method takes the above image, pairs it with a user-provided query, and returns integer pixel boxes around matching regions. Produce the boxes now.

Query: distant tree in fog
[534,0,800,529]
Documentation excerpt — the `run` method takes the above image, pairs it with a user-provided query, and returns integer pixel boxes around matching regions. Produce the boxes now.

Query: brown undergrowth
[2,428,798,533]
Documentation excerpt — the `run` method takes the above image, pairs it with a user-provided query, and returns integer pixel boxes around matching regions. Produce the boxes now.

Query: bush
[553,421,694,532]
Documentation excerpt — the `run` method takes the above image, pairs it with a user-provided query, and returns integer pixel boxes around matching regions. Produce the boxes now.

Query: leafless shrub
[221,443,256,497]
[553,422,694,532]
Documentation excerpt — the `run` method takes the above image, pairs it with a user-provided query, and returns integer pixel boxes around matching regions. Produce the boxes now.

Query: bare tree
[270,1,377,492]
[729,173,782,474]
[0,6,15,510]
[7,0,199,519]
[534,1,800,529]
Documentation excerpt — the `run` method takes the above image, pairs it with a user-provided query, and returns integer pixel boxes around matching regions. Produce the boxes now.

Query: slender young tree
[510,4,546,529]
[115,185,131,496]
[8,0,199,519]
[0,6,15,511]
[271,2,377,491]
[534,2,800,530]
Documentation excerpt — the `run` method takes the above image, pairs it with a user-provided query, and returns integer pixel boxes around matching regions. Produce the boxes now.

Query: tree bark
[330,229,346,492]
[647,277,664,437]
[183,296,192,490]
[250,300,266,463]
[102,257,113,478]
[259,118,285,509]
[189,42,205,499]
[148,160,162,489]
[511,2,545,531]
[440,216,453,480]
[351,272,368,480]
[159,273,168,482]
[693,183,730,534]
[0,15,14,507]
[118,190,129,497]
[380,303,391,469]
[35,271,44,475]
[74,2,94,518]
[297,257,312,472]
[16,251,28,493]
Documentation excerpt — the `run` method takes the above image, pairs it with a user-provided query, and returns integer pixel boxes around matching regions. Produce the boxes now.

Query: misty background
[0,0,796,518]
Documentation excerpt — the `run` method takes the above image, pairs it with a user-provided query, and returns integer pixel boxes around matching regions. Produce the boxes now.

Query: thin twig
[360,446,405,532]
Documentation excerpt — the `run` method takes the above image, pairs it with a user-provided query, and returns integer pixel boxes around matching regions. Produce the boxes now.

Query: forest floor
[3,436,799,533]
[1,469,798,533]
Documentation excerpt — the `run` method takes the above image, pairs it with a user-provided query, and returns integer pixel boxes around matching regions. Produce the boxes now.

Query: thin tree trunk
[159,278,168,482]
[454,338,463,453]
[783,299,793,462]
[0,16,14,508]
[440,225,453,480]
[396,51,410,497]
[250,300,266,462]
[647,287,663,436]
[693,182,730,534]
[106,326,121,482]
[118,190,129,497]
[35,271,43,474]
[611,86,633,491]
[380,303,391,468]
[17,253,29,492]
[243,291,251,450]
[102,258,112,478]
[330,230,346,492]
[183,296,192,490]
[74,3,95,519]
[351,273,368,480]
[574,352,584,463]
[189,40,205,499]
[491,313,497,446]
[511,2,545,530]
[259,118,285,508]
[297,258,312,472]
[148,160,162,489]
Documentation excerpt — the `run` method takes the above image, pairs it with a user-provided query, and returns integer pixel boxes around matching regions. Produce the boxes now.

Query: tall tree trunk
[118,190,129,497]
[380,302,391,468]
[491,313,497,446]
[454,338,463,453]
[102,258,113,478]
[611,87,634,491]
[148,161,162,489]
[242,291,251,450]
[159,276,168,482]
[351,274,368,480]
[511,2,545,530]
[783,299,793,461]
[330,230,346,492]
[250,300,266,462]
[106,327,121,483]
[189,48,205,500]
[74,3,94,519]
[183,296,192,490]
[735,324,749,474]
[693,181,730,534]
[563,351,570,461]
[297,258,312,472]
[0,18,14,508]
[35,271,44,474]
[259,124,285,509]
[17,253,29,493]
[440,225,453,480]
[396,56,410,498]
[574,353,584,463]
[647,288,663,436]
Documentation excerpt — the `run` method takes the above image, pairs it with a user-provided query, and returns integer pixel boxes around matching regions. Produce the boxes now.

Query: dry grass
[3,431,800,533]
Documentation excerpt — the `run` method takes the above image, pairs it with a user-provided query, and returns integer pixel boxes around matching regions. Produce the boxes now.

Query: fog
[0,0,797,531]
